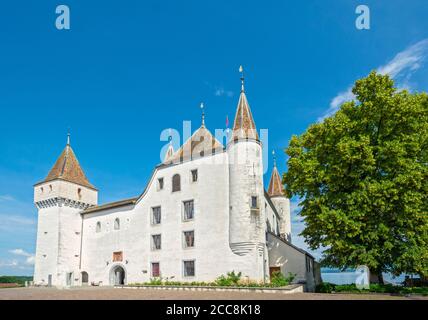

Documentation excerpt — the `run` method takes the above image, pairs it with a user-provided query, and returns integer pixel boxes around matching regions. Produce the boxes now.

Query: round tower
[267,151,291,242]
[227,67,266,280]
[33,134,97,287]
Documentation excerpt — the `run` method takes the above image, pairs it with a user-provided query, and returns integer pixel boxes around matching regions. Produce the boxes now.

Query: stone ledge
[114,284,304,294]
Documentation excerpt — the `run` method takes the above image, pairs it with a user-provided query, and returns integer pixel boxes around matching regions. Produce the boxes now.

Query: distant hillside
[0,276,33,285]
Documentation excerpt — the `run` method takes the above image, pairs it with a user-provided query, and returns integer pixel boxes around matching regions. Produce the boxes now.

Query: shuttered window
[183,231,195,248]
[152,234,161,250]
[183,260,195,277]
[183,200,194,221]
[152,207,161,225]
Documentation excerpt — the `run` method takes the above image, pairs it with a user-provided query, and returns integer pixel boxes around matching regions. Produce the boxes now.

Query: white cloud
[7,249,35,267]
[0,215,35,226]
[9,249,32,257]
[319,38,428,121]
[25,256,35,266]
[0,195,15,202]
[0,259,18,267]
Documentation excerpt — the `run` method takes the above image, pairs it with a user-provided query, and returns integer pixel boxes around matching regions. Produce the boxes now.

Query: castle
[33,70,320,291]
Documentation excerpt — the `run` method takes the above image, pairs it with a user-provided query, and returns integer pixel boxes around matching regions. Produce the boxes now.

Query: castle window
[41,187,44,193]
[113,251,123,262]
[183,200,194,221]
[151,262,160,277]
[49,185,53,192]
[77,188,82,199]
[96,222,101,233]
[183,260,195,277]
[157,178,164,190]
[114,218,120,230]
[172,174,181,192]
[152,206,161,225]
[251,196,259,209]
[183,231,195,248]
[191,169,198,182]
[151,234,161,250]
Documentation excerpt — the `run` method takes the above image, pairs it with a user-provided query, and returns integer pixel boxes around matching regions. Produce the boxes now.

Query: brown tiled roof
[268,165,284,197]
[232,91,259,141]
[44,144,96,190]
[82,197,137,214]
[166,126,224,164]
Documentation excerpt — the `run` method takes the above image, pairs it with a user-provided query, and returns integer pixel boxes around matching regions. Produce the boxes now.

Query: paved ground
[0,287,426,300]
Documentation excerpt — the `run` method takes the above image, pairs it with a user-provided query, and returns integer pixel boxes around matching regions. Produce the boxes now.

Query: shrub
[148,277,162,285]
[215,271,242,286]
[315,282,336,293]
[270,272,286,287]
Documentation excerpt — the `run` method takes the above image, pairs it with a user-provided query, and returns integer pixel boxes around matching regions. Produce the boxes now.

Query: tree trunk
[369,270,384,284]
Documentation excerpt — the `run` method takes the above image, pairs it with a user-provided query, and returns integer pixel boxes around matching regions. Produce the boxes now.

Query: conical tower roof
[163,143,175,163]
[44,137,96,190]
[268,164,284,197]
[231,69,259,141]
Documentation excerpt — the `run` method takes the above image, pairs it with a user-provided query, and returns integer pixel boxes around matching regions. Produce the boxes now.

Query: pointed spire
[164,144,175,163]
[164,129,175,163]
[231,66,259,141]
[268,151,284,197]
[67,128,71,146]
[239,65,245,92]
[200,102,205,127]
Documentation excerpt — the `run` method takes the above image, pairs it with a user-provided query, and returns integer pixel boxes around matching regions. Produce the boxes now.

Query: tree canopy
[284,71,428,282]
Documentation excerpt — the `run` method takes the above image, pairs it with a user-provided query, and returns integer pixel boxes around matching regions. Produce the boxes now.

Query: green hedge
[129,271,297,288]
[315,282,428,296]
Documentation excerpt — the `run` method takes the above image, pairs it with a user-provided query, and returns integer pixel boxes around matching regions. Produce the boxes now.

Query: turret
[33,134,97,287]
[227,67,266,280]
[267,151,291,242]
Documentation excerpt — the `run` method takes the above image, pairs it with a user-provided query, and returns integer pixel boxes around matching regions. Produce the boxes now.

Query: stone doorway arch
[81,271,89,285]
[110,265,126,286]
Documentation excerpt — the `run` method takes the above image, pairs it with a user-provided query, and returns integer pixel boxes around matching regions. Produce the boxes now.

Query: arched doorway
[81,272,89,285]
[110,265,126,285]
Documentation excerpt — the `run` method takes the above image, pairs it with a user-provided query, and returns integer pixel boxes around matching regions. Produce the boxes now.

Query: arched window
[172,174,181,192]
[114,218,120,230]
[96,222,101,233]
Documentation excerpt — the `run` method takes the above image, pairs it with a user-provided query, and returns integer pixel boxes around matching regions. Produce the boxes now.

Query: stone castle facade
[33,72,319,290]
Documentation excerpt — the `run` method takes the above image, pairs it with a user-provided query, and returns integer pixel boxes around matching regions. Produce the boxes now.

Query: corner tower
[227,67,266,280]
[268,152,291,242]
[33,134,98,287]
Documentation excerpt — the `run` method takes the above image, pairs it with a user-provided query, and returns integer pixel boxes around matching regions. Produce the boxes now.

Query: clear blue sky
[1,0,427,275]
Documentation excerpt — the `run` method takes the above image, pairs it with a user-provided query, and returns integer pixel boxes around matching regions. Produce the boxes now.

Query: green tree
[284,71,428,283]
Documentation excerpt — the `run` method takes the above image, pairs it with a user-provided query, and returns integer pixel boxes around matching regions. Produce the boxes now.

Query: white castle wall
[81,152,257,284]
[33,180,97,286]
[227,139,267,281]
[267,233,317,291]
[270,196,291,242]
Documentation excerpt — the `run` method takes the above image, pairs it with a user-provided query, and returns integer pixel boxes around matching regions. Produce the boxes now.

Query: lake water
[321,270,406,285]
